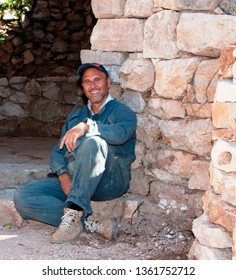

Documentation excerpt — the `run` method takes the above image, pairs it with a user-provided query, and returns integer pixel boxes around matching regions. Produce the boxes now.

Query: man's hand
[60,122,89,152]
[58,173,72,195]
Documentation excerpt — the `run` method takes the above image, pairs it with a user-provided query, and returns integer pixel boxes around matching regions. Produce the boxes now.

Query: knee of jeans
[79,136,107,154]
[13,187,26,209]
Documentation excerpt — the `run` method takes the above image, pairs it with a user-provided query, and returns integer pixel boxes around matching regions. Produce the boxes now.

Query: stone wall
[189,45,236,260]
[83,0,236,259]
[0,0,96,78]
[1,0,236,259]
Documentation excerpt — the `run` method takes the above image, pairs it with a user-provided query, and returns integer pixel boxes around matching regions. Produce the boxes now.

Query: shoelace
[59,210,76,230]
[84,219,100,233]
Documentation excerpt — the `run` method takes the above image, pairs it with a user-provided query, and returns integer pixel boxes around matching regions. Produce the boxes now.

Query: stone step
[0,136,58,189]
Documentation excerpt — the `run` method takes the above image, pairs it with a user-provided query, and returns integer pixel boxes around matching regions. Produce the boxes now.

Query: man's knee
[79,136,107,153]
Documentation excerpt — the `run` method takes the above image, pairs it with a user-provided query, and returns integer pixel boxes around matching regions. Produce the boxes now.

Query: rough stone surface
[158,119,213,156]
[212,103,236,129]
[124,0,154,18]
[192,214,232,248]
[177,13,236,57]
[91,19,144,52]
[152,58,201,100]
[154,0,222,11]
[211,138,236,172]
[188,239,232,260]
[0,0,96,78]
[91,0,126,18]
[220,0,236,16]
[143,10,181,59]
[119,58,155,92]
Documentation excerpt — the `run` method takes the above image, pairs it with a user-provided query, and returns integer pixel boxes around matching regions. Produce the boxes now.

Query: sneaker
[50,208,83,243]
[84,216,118,241]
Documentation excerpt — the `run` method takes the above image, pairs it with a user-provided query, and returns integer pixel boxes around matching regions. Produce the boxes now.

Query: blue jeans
[14,136,130,226]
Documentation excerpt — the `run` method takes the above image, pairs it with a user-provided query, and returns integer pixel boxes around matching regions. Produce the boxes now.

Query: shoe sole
[111,217,118,241]
[50,232,82,244]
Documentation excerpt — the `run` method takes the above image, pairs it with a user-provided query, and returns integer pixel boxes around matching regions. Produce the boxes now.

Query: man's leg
[14,176,67,227]
[66,136,129,217]
[52,136,129,242]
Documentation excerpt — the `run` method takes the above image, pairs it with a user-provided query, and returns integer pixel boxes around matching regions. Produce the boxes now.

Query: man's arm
[59,121,89,152]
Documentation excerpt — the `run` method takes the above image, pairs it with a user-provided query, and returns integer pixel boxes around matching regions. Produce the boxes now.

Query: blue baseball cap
[77,63,109,79]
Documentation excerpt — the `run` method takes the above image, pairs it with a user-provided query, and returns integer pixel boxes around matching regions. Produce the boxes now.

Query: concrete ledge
[0,137,57,189]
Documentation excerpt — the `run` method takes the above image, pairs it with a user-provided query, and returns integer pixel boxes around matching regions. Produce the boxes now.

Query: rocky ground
[0,137,194,260]
[0,200,194,260]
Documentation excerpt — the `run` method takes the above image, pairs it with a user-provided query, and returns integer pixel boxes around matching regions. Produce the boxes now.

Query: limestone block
[120,91,146,113]
[149,167,184,184]
[0,86,13,98]
[124,0,154,18]
[154,0,222,11]
[23,49,34,64]
[129,168,150,196]
[9,92,30,104]
[207,188,236,233]
[148,98,185,120]
[109,84,123,101]
[188,160,210,190]
[9,77,27,90]
[218,44,236,79]
[194,59,219,103]
[91,19,144,52]
[212,103,236,129]
[150,179,186,207]
[211,138,236,173]
[153,148,194,178]
[220,0,236,16]
[119,58,155,92]
[177,13,236,57]
[122,199,139,220]
[106,65,120,84]
[184,103,212,118]
[132,141,145,170]
[222,174,236,206]
[91,0,126,18]
[29,99,70,122]
[152,57,201,99]
[188,239,232,260]
[0,101,28,118]
[212,128,236,142]
[192,214,232,248]
[158,119,213,156]
[0,200,25,227]
[136,113,161,149]
[24,79,42,96]
[209,162,226,194]
[0,78,8,87]
[143,10,181,59]
[42,82,61,100]
[80,50,128,66]
[214,80,236,102]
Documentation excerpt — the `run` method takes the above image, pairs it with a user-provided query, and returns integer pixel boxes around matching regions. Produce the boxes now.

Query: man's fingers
[60,136,66,149]
[60,126,82,151]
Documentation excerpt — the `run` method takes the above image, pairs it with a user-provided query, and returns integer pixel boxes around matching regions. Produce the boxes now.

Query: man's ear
[107,77,111,89]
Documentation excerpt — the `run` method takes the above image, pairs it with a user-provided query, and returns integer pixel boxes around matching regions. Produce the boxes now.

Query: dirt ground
[0,211,194,260]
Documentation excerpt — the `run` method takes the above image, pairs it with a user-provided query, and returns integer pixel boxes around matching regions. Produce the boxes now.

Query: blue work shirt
[49,98,137,181]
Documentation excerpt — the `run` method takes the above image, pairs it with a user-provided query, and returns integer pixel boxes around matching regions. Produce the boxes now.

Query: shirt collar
[87,94,114,115]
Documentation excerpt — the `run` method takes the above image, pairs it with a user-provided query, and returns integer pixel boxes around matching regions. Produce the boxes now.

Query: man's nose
[90,80,97,88]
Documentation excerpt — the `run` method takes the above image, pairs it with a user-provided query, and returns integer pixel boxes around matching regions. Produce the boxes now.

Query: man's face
[82,68,111,107]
